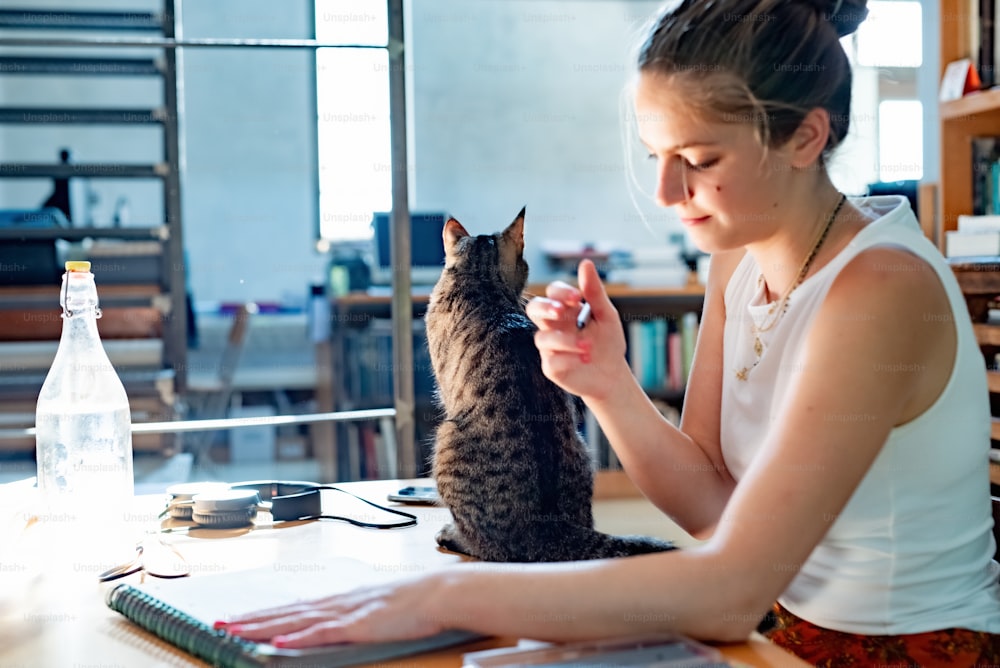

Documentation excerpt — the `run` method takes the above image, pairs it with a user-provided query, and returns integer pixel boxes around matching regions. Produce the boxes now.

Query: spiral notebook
[105,556,482,667]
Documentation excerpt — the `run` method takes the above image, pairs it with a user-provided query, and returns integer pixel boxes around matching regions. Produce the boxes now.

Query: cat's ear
[443,218,470,262]
[502,206,526,254]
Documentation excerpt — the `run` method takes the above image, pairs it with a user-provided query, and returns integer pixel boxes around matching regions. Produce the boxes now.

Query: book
[627,320,646,388]
[958,214,1000,232]
[462,633,731,667]
[105,556,483,667]
[680,312,699,386]
[667,331,683,392]
[945,230,1000,257]
[972,137,1000,216]
[651,318,668,392]
[979,0,996,89]
[940,58,982,101]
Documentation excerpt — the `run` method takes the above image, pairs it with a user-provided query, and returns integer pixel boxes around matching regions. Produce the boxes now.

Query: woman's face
[633,71,797,254]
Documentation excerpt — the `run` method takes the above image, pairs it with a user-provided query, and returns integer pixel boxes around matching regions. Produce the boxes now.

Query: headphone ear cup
[191,506,257,528]
[165,482,232,522]
[189,489,262,529]
[168,504,194,521]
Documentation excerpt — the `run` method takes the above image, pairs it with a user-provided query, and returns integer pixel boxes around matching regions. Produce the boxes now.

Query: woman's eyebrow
[640,139,720,154]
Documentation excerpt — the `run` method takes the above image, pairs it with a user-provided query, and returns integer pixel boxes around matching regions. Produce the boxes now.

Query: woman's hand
[217,572,448,649]
[525,259,630,402]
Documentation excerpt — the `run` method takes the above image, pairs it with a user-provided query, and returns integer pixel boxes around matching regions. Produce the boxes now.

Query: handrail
[0,407,395,440]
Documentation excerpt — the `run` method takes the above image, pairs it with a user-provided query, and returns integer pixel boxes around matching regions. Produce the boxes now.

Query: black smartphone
[386,485,440,505]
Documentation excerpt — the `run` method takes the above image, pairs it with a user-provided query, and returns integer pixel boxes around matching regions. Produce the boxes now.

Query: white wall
[406,0,682,282]
[180,0,322,307]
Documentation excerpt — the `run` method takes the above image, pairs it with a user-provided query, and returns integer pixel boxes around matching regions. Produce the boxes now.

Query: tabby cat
[425,208,676,562]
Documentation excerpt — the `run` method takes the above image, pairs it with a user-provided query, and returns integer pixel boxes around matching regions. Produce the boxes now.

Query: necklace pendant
[753,336,763,357]
[736,367,748,381]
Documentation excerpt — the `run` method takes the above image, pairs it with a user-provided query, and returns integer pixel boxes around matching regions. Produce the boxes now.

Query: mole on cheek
[716,185,721,192]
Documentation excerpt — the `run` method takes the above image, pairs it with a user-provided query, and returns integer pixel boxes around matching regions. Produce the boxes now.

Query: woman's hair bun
[825,0,869,38]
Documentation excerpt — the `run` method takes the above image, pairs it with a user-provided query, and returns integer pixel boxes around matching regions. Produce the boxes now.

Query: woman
[224,1,1000,663]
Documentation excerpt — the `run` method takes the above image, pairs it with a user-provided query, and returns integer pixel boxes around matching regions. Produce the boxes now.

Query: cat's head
[441,207,529,293]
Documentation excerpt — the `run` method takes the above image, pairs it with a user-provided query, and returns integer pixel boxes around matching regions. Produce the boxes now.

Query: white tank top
[720,195,1000,634]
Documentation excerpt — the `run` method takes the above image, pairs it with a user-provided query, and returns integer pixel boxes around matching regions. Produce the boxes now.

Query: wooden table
[0,473,808,667]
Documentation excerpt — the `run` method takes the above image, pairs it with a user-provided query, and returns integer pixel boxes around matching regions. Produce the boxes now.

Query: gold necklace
[735,193,846,381]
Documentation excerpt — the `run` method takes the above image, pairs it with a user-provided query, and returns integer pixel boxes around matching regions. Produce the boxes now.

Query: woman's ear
[786,107,831,169]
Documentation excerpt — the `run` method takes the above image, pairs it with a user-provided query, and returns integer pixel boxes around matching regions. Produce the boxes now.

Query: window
[855,1,922,68]
[839,0,923,187]
[878,100,923,181]
[315,0,391,242]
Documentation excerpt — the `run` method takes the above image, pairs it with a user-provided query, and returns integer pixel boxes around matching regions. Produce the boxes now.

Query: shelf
[950,258,1000,318]
[993,418,1000,442]
[974,324,1000,347]
[0,283,165,309]
[0,163,165,178]
[0,56,161,76]
[989,370,1000,394]
[336,283,706,322]
[0,107,163,124]
[0,225,168,241]
[940,87,1000,121]
[0,8,163,31]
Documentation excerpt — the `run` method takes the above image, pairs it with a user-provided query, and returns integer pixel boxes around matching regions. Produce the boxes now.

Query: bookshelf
[940,1,1000,462]
[938,0,1000,247]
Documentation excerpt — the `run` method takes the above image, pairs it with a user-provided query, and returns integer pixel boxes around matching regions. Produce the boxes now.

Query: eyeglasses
[97,536,190,582]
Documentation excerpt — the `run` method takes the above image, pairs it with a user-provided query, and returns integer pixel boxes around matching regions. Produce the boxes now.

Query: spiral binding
[106,583,266,668]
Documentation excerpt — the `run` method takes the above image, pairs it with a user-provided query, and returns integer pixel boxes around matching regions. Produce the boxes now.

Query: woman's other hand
[525,259,630,402]
[217,573,448,649]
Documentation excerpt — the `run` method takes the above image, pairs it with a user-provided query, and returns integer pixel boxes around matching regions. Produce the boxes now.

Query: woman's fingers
[577,259,616,324]
[534,328,588,355]
[271,620,354,648]
[225,611,330,641]
[219,599,330,627]
[526,297,577,330]
[544,280,582,304]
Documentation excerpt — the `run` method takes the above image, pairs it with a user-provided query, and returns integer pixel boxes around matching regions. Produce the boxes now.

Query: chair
[184,303,254,467]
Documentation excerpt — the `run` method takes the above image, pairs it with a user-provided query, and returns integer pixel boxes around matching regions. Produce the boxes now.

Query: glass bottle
[35,261,134,518]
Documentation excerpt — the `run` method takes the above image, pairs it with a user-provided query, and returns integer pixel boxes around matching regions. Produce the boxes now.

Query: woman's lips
[681,215,710,226]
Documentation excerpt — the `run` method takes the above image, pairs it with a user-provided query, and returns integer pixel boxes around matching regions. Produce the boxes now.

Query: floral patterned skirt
[760,602,1000,667]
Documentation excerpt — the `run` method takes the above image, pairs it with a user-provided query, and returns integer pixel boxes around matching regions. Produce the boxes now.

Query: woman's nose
[655,156,690,207]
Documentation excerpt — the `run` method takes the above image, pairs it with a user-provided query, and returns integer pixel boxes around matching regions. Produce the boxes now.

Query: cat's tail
[547,524,677,561]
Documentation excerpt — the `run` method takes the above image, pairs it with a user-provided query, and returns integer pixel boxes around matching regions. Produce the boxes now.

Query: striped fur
[425,209,675,562]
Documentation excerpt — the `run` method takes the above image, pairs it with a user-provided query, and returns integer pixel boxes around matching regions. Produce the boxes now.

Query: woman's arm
[527,253,744,537]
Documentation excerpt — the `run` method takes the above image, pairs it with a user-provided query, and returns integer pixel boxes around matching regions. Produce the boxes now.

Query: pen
[576,301,592,330]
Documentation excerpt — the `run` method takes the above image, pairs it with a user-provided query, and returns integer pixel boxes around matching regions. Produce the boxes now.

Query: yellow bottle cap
[65,261,92,272]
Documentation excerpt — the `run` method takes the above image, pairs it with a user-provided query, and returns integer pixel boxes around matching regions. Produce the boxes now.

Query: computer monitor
[369,212,447,286]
